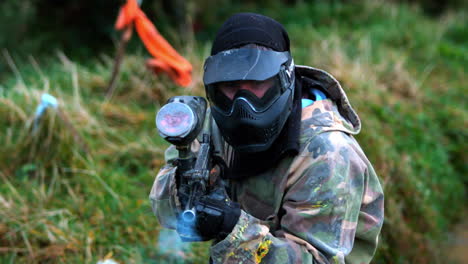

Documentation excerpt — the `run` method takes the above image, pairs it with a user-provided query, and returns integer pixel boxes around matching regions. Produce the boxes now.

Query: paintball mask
[203,48,295,152]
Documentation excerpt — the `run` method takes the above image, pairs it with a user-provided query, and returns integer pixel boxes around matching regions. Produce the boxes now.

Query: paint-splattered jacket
[150,66,384,264]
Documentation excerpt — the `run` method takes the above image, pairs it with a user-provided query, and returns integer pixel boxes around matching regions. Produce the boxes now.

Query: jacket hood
[296,65,361,135]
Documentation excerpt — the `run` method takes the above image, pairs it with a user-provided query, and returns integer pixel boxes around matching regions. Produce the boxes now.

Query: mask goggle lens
[207,77,282,113]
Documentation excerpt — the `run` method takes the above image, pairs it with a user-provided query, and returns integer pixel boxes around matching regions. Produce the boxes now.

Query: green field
[0,1,466,263]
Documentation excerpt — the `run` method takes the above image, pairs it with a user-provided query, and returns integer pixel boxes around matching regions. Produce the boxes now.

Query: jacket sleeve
[149,140,204,229]
[149,145,180,229]
[210,132,384,264]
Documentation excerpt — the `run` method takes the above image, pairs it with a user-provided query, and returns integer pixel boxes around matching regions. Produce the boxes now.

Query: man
[150,13,384,264]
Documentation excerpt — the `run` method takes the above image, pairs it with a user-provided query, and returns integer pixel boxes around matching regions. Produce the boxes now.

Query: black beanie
[211,13,290,55]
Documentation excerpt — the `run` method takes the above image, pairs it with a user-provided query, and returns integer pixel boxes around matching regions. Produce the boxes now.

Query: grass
[0,51,210,263]
[0,1,466,263]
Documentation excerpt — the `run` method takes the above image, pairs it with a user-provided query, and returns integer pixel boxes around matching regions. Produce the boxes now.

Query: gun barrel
[182,208,196,222]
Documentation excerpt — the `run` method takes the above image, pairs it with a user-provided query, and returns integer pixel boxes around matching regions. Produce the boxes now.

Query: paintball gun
[155,96,221,241]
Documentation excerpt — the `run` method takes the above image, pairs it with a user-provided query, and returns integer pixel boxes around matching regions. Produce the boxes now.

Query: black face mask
[204,48,295,153]
[224,79,303,179]
[211,87,293,152]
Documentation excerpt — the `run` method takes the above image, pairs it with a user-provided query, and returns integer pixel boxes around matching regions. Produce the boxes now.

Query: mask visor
[203,48,291,85]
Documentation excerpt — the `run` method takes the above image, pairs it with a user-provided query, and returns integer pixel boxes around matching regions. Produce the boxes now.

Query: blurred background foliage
[0,0,467,263]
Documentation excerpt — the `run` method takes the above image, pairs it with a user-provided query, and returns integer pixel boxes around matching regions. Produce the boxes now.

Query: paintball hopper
[156,96,207,146]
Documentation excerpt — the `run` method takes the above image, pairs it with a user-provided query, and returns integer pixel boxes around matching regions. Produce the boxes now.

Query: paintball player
[150,13,384,264]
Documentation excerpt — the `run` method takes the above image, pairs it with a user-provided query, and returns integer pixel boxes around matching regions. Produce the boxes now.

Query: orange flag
[115,0,192,87]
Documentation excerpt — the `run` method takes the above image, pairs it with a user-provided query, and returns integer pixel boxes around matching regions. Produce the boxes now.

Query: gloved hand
[177,188,241,241]
[195,188,241,240]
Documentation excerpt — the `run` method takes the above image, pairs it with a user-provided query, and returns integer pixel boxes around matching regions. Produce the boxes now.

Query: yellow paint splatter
[255,239,272,263]
[239,222,248,234]
[310,201,325,208]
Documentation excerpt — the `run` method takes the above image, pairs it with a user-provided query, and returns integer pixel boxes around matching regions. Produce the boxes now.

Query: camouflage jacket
[150,66,384,264]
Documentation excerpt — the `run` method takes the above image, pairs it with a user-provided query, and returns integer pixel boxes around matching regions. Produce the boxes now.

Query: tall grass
[0,50,210,263]
[0,1,466,263]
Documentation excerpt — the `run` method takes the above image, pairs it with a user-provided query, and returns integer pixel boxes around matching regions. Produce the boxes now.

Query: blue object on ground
[34,93,58,119]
